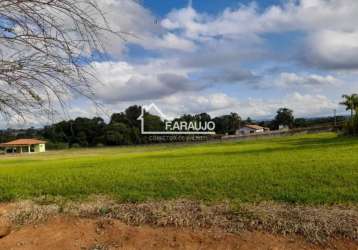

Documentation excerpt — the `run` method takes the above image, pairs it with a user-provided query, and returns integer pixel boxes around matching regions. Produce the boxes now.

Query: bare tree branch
[0,0,121,121]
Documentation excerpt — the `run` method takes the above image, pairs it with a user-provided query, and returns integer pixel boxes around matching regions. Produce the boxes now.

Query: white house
[237,125,270,135]
[279,124,290,131]
[0,139,47,154]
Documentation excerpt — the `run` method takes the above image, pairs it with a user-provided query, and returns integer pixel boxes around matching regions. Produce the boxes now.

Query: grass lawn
[0,132,357,204]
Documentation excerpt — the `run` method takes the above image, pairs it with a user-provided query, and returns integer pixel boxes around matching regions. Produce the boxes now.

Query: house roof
[243,124,266,130]
[0,139,47,146]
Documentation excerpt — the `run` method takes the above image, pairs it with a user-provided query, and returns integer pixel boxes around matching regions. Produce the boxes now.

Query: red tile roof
[0,139,47,146]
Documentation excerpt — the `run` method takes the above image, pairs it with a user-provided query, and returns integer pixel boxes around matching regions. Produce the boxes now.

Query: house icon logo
[138,103,170,121]
[137,103,171,135]
[138,103,216,135]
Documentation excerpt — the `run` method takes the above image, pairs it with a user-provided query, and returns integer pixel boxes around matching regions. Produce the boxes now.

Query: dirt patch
[0,198,357,249]
[1,216,355,250]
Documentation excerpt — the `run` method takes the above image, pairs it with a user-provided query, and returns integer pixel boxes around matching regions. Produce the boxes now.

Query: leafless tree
[0,0,119,120]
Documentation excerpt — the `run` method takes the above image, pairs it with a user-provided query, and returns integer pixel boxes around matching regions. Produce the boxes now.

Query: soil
[0,216,357,250]
[1,199,357,250]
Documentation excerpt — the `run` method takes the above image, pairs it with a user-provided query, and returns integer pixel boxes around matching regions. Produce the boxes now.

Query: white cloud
[153,33,196,52]
[159,0,358,70]
[161,5,207,40]
[83,0,159,56]
[140,92,339,119]
[81,0,358,119]
[305,30,358,69]
[282,92,338,117]
[277,72,341,88]
[93,0,358,98]
[161,1,358,39]
[93,0,197,55]
[158,93,237,116]
[236,92,338,118]
[84,0,350,119]
[90,61,206,103]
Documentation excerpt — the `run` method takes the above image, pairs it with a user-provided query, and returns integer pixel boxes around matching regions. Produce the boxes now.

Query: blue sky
[142,0,281,16]
[78,0,358,121]
[75,0,358,122]
[9,0,358,127]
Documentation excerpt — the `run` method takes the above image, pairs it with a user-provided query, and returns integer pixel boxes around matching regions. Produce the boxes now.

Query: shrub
[71,143,81,148]
[343,113,358,135]
[46,142,69,150]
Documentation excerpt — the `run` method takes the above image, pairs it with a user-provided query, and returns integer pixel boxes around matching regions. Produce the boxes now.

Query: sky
[8,0,358,127]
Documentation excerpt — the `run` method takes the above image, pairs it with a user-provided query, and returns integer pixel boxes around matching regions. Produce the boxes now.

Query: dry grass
[1,197,357,244]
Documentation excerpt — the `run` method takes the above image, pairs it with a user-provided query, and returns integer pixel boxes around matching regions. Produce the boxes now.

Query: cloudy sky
[18,0,358,126]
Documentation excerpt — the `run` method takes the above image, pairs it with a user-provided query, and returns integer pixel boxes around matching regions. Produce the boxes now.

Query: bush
[46,142,69,150]
[343,114,358,135]
[71,143,81,148]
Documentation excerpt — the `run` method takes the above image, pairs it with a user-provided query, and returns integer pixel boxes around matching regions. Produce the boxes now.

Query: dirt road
[0,216,357,250]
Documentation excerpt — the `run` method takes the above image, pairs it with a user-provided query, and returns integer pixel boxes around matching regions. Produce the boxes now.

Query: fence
[221,122,344,141]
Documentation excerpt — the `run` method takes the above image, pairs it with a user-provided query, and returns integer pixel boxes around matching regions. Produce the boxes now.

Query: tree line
[0,104,348,149]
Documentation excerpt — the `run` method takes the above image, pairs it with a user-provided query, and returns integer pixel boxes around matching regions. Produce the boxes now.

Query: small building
[237,125,270,135]
[279,124,290,131]
[0,139,47,154]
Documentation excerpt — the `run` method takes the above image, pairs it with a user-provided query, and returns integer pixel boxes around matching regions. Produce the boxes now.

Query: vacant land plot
[0,132,357,204]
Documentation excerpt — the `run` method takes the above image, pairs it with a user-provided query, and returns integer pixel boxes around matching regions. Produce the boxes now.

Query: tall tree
[213,113,241,135]
[125,105,142,128]
[105,122,132,146]
[340,94,358,119]
[273,108,294,129]
[229,113,241,134]
[194,113,211,123]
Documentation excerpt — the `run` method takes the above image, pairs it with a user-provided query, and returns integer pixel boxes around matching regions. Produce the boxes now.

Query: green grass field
[0,132,357,204]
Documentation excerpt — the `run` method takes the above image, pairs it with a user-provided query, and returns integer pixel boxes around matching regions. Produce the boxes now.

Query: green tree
[294,118,307,128]
[110,113,129,125]
[340,94,358,120]
[244,117,253,125]
[194,113,211,123]
[125,105,142,129]
[143,113,164,132]
[105,123,132,145]
[213,113,241,135]
[273,108,294,129]
[228,113,241,134]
